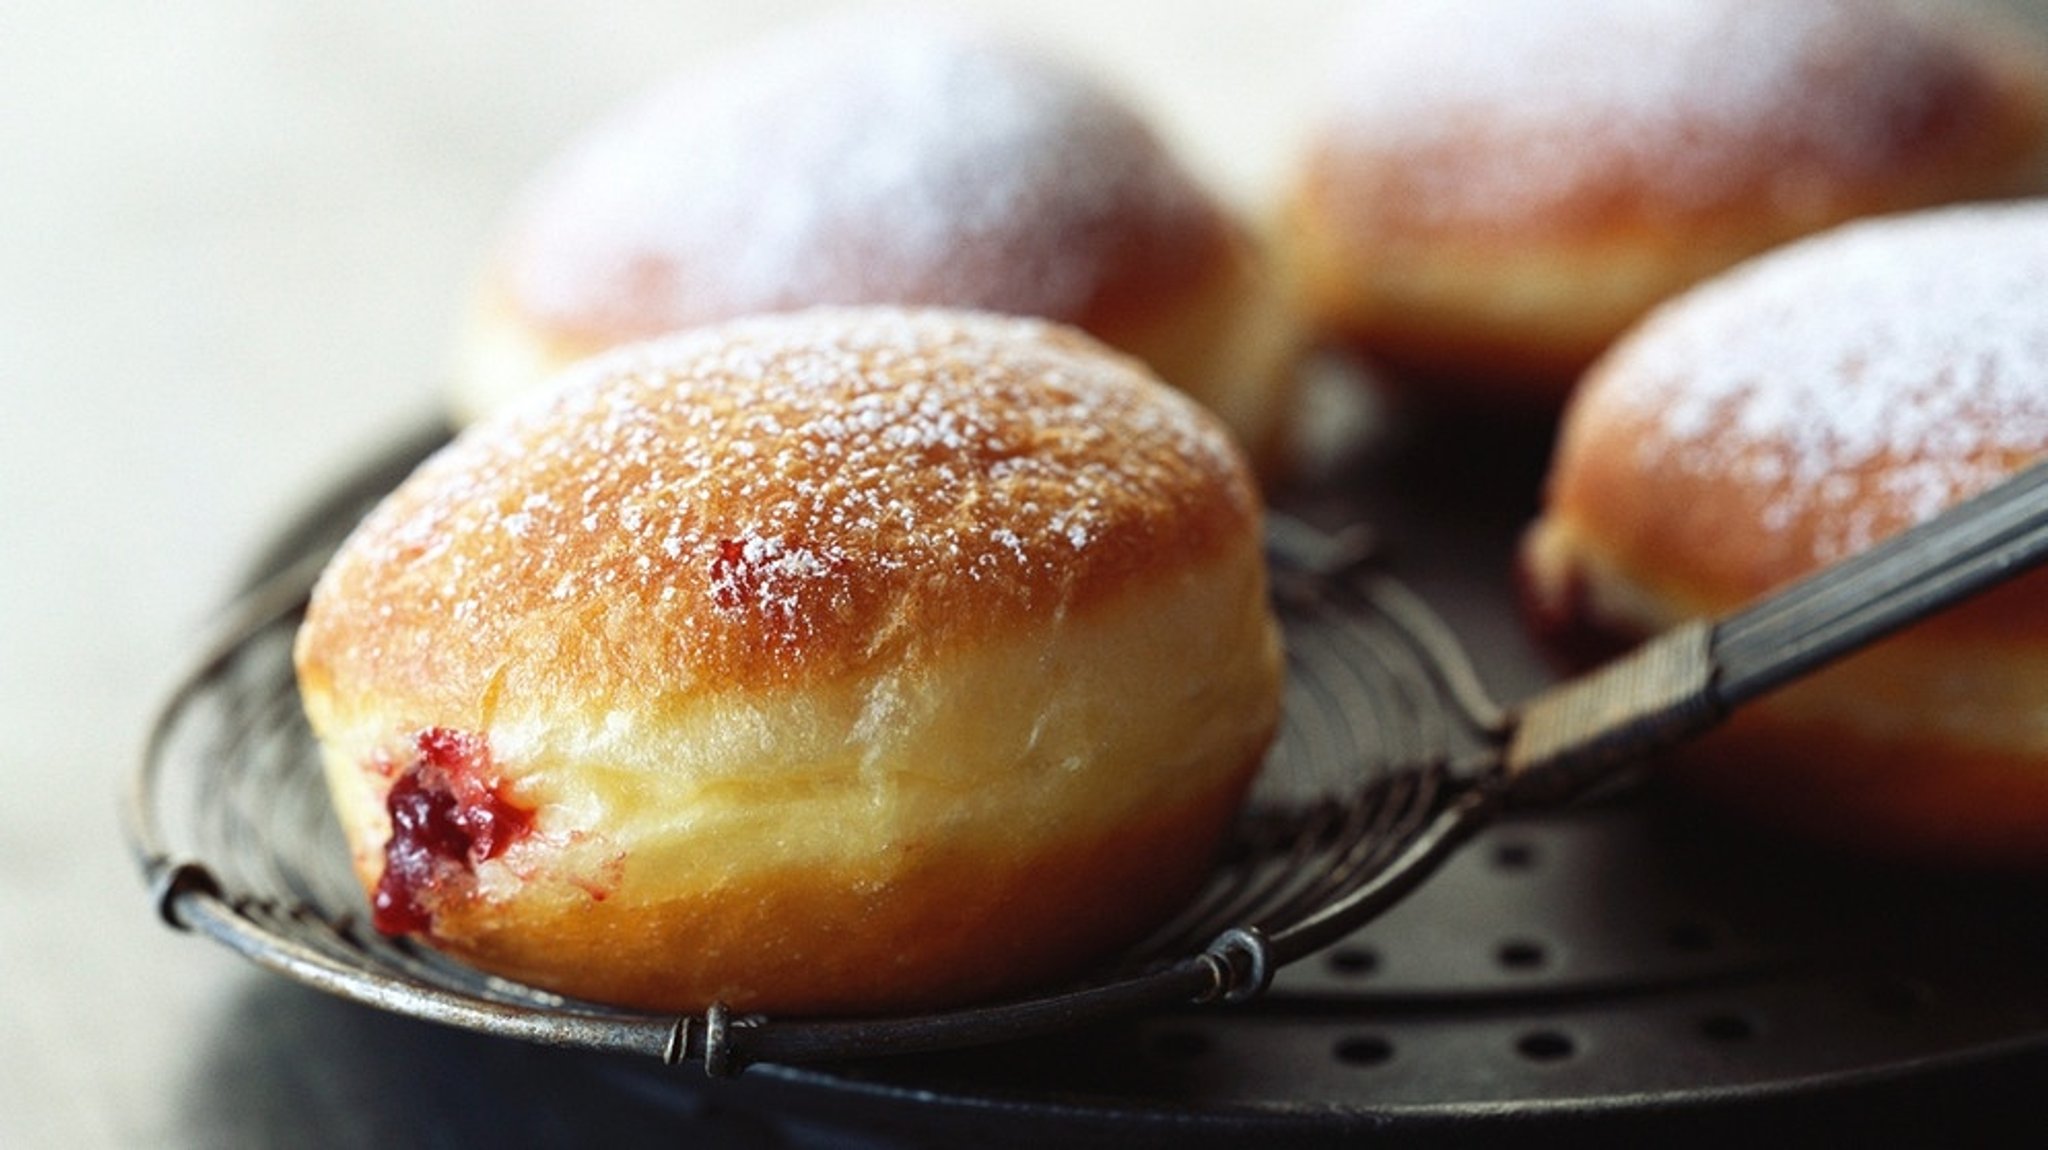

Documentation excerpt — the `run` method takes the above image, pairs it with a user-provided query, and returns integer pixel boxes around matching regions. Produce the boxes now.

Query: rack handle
[1505,456,2048,800]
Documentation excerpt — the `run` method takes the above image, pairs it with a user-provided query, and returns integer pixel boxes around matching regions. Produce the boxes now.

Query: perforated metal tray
[138,402,2048,1146]
[685,407,2048,1145]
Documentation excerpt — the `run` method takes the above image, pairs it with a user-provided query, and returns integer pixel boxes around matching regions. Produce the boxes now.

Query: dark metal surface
[130,394,2048,1144]
[692,402,2048,1145]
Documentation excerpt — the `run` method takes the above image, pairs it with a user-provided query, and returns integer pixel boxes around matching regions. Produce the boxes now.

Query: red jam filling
[371,727,535,937]
[1514,554,1642,674]
[709,537,752,611]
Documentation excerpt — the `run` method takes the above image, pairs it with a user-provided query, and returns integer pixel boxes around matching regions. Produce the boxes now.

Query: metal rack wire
[124,429,1519,1076]
[128,421,2048,1080]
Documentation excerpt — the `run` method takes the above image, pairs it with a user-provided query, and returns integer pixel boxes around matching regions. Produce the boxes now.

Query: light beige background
[2,1,2042,1144]
[0,4,1345,1143]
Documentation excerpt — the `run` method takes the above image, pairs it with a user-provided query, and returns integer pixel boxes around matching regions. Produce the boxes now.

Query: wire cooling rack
[126,424,1524,1077]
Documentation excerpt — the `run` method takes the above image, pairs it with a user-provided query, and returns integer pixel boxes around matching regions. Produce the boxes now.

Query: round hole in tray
[1491,840,1538,871]
[1515,1030,1576,1062]
[1698,1012,1758,1043]
[1496,938,1549,972]
[1333,1034,1396,1067]
[1325,945,1381,977]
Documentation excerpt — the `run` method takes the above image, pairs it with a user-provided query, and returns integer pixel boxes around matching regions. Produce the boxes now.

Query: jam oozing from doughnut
[1516,553,1641,675]
[371,727,534,936]
[709,538,752,612]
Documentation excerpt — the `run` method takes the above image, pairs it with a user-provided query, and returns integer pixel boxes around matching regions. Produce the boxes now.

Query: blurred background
[4,1,2045,1145]
[0,3,1343,1144]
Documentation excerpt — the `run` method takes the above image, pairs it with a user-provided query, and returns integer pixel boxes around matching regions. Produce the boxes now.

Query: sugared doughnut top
[498,14,1228,342]
[299,309,1262,716]
[1309,0,2045,233]
[1554,203,2048,599]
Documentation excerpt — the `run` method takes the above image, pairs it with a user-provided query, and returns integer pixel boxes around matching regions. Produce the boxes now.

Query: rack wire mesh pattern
[126,424,2048,1142]
[126,430,1529,1076]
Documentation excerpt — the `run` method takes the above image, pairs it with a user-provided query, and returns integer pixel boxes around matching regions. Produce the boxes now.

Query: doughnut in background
[1522,203,2048,865]
[1284,0,2048,410]
[454,13,1302,465]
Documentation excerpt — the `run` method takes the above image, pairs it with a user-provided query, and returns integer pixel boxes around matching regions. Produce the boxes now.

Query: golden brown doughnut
[1284,0,2048,409]
[1521,203,2048,865]
[453,14,1300,463]
[297,307,1284,1014]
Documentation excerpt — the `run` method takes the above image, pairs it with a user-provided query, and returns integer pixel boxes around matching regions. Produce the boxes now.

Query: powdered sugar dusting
[508,13,1205,331]
[335,309,1254,686]
[1324,0,1979,223]
[708,534,842,625]
[1605,203,2048,563]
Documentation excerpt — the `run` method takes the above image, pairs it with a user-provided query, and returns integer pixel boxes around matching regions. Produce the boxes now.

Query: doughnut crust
[1285,0,2048,407]
[1522,204,2048,864]
[297,308,1284,1013]
[453,15,1299,462]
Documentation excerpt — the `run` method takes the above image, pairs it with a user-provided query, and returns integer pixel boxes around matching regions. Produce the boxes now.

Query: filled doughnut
[296,307,1285,1014]
[1284,0,2048,409]
[1521,203,2048,865]
[453,14,1300,463]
